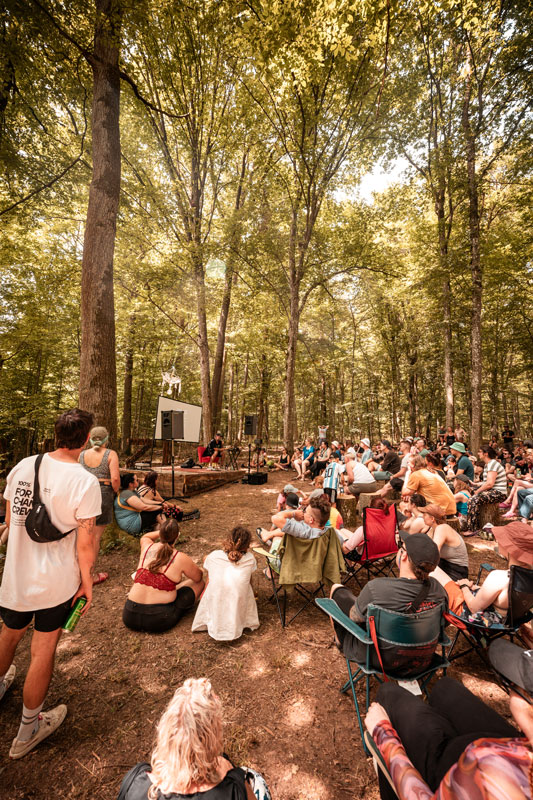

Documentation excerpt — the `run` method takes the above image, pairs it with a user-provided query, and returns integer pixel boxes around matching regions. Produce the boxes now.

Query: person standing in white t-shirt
[0,409,101,759]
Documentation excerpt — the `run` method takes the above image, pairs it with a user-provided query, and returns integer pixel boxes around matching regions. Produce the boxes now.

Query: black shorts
[122,587,196,633]
[324,487,337,504]
[0,596,74,633]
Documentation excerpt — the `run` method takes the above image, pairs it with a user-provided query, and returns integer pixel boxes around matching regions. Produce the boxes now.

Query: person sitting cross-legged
[466,445,508,533]
[329,532,447,667]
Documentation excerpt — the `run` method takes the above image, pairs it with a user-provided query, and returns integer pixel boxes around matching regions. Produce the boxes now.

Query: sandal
[92,572,108,586]
[462,530,479,538]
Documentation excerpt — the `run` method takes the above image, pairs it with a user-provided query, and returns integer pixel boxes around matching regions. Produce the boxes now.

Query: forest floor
[0,471,514,800]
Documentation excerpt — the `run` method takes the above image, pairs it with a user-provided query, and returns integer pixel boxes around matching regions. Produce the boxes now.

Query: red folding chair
[197,446,219,466]
[342,504,399,587]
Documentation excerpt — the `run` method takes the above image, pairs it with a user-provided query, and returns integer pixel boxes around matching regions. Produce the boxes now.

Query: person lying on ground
[123,518,204,633]
[273,446,291,471]
[402,455,456,516]
[364,640,533,800]
[431,520,533,630]
[114,472,167,537]
[416,503,469,581]
[192,526,259,641]
[118,677,271,800]
[398,494,427,533]
[329,532,446,670]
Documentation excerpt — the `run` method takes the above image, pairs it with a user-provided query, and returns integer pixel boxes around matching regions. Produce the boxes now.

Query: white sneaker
[9,704,67,759]
[0,664,16,700]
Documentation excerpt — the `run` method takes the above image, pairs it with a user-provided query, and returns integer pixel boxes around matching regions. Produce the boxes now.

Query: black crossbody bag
[25,454,75,543]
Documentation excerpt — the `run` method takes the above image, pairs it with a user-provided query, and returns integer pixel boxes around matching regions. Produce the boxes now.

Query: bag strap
[32,454,45,506]
[406,580,431,613]
[116,492,134,511]
[368,614,389,682]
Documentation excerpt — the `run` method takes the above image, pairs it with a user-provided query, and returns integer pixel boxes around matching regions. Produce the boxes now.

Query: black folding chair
[447,563,533,663]
[317,597,449,752]
[342,505,399,588]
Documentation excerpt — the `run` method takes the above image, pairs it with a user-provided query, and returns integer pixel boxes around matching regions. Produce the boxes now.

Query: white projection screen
[153,396,203,443]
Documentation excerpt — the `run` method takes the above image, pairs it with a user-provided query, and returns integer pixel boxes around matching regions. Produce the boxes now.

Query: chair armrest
[252,546,274,559]
[444,610,467,630]
[315,597,372,644]
[477,562,494,582]
[363,732,399,798]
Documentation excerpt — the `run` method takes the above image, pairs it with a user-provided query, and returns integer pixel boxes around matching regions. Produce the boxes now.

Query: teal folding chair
[316,597,450,752]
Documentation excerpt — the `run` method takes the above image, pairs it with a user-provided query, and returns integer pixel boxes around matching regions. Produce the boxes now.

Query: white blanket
[191,550,259,641]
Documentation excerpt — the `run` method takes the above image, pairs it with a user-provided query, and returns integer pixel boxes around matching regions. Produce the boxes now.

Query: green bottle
[62,597,87,632]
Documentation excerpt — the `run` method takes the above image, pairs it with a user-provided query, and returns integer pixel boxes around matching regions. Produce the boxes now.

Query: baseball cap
[454,474,472,485]
[399,531,439,568]
[489,639,533,694]
[285,492,300,509]
[360,438,370,447]
[283,484,298,495]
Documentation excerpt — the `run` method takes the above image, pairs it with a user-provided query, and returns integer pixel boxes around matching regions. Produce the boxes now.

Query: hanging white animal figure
[161,366,181,396]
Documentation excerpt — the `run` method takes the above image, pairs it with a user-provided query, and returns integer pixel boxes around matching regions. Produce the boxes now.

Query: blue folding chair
[316,597,450,752]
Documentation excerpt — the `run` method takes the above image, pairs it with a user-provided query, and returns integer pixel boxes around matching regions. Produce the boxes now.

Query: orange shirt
[405,469,456,515]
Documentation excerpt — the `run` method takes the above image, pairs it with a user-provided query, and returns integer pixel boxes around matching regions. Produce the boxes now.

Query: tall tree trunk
[462,59,483,453]
[283,214,300,449]
[79,0,121,438]
[121,317,134,454]
[192,248,213,441]
[238,354,249,441]
[227,361,235,441]
[442,275,454,428]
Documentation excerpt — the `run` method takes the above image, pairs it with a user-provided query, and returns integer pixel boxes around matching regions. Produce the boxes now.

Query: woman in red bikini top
[127,518,204,608]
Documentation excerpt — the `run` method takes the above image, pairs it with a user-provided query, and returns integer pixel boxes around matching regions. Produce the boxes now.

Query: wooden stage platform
[121,466,246,498]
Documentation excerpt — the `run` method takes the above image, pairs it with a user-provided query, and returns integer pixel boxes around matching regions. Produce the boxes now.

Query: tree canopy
[1,0,532,456]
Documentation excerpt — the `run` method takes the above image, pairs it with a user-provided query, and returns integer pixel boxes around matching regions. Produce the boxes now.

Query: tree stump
[446,517,461,533]
[478,502,501,528]
[358,489,396,512]
[336,495,360,528]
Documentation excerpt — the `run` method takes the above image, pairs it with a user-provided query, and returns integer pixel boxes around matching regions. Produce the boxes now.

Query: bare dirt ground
[0,471,514,800]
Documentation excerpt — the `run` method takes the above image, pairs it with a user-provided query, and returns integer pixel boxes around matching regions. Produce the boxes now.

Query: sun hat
[492,521,533,567]
[489,639,533,693]
[450,442,466,454]
[399,531,440,568]
[360,438,370,447]
[285,492,300,509]
[420,503,446,522]
[283,484,298,495]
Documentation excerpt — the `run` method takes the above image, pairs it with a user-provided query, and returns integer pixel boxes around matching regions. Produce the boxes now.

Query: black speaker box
[244,415,257,436]
[161,410,172,440]
[246,472,268,485]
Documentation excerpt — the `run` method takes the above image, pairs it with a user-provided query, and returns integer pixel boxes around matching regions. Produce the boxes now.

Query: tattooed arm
[74,516,96,613]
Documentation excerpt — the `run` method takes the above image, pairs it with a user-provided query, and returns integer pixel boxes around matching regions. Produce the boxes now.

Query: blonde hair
[148,678,223,798]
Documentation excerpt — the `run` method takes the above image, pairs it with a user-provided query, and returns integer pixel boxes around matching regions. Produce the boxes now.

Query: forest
[1,0,532,461]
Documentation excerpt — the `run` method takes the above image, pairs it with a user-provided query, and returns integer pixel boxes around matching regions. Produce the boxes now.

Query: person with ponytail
[192,526,259,641]
[123,519,204,633]
[80,426,120,585]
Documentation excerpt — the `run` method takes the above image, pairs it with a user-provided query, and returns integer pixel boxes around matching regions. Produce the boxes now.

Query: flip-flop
[255,527,266,545]
[92,572,108,585]
[462,530,478,538]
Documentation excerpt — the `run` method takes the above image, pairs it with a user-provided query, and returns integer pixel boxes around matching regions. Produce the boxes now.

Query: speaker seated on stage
[203,431,225,467]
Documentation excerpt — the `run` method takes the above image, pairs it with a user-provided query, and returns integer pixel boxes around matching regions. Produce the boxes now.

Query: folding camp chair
[447,562,533,663]
[342,505,399,588]
[316,597,450,752]
[254,528,345,627]
[364,731,399,798]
